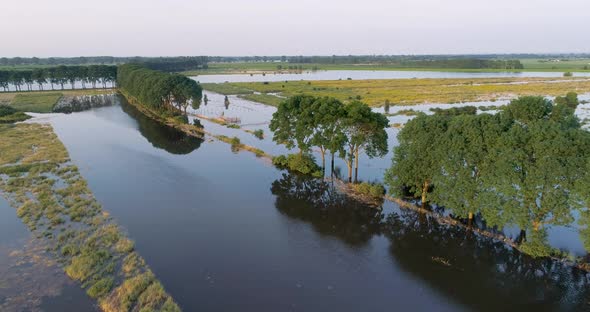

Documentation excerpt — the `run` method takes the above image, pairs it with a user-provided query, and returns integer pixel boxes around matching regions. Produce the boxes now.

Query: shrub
[226,124,240,129]
[172,115,188,124]
[230,136,241,146]
[252,129,264,139]
[353,182,386,198]
[272,153,322,177]
[0,105,17,117]
[563,71,573,77]
[87,277,114,299]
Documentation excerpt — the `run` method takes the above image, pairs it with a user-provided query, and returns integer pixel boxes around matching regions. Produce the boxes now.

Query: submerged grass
[0,123,180,311]
[205,77,590,107]
[237,93,283,107]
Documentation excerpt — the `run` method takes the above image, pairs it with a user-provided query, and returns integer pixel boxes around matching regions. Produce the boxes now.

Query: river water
[0,96,583,311]
[191,70,590,84]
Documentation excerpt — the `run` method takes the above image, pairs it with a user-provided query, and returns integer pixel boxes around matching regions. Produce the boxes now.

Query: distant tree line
[142,57,208,72]
[0,56,208,71]
[385,94,589,256]
[0,65,117,92]
[284,56,524,69]
[117,64,202,115]
[270,95,388,182]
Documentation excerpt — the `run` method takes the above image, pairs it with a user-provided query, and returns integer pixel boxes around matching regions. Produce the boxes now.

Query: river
[1,96,586,311]
[191,70,590,84]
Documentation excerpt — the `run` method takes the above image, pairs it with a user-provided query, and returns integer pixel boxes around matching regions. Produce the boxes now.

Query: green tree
[384,114,449,205]
[269,95,317,155]
[309,97,347,172]
[430,114,504,222]
[342,101,388,182]
[31,69,46,91]
[483,96,589,231]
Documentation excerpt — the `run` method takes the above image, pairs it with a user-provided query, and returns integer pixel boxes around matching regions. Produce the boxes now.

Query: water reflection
[120,98,204,155]
[271,173,383,246]
[270,173,590,311]
[384,211,590,311]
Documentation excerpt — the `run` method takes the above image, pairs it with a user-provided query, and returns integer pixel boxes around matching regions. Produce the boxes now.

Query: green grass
[205,77,590,107]
[0,89,114,113]
[0,123,181,312]
[11,93,63,113]
[0,112,31,123]
[237,93,284,106]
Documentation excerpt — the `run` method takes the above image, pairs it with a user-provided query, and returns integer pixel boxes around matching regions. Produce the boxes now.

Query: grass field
[237,93,284,107]
[0,89,113,113]
[184,59,590,75]
[203,77,590,107]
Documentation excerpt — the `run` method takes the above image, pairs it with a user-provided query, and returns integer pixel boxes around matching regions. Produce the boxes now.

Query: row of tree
[117,64,202,114]
[0,65,117,92]
[284,56,524,69]
[0,56,208,68]
[270,95,389,182]
[385,94,589,240]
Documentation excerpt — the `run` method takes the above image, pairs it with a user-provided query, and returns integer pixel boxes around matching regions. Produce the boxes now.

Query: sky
[1,0,589,57]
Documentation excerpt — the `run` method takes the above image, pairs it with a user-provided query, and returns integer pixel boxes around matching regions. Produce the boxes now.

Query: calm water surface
[12,99,583,311]
[192,70,590,84]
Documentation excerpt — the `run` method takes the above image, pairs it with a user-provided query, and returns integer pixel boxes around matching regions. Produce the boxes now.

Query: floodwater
[0,96,586,311]
[192,70,590,84]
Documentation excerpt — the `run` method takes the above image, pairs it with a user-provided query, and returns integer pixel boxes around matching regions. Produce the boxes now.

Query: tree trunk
[330,153,335,177]
[354,148,359,183]
[347,145,354,183]
[320,148,326,171]
[421,180,429,207]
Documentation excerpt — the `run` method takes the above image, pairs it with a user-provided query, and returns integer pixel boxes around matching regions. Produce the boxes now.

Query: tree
[342,101,388,182]
[384,114,449,206]
[224,95,230,109]
[554,92,579,110]
[430,114,504,222]
[484,98,589,231]
[384,100,391,114]
[269,95,317,155]
[309,97,347,173]
[32,69,46,91]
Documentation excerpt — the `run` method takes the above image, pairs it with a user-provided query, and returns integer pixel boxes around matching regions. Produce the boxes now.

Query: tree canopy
[270,95,388,181]
[117,64,202,114]
[385,95,590,238]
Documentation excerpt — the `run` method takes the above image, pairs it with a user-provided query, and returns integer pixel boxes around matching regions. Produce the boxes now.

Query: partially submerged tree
[342,101,388,182]
[384,113,449,206]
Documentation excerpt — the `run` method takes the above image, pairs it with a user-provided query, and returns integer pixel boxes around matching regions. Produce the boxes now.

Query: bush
[0,112,31,124]
[563,71,573,77]
[226,124,240,129]
[230,136,241,146]
[253,129,264,139]
[87,277,114,299]
[0,105,17,117]
[353,182,386,198]
[172,115,188,124]
[272,153,323,177]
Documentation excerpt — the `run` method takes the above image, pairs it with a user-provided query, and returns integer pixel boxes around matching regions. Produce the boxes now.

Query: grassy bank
[0,123,181,311]
[119,91,271,160]
[0,89,114,113]
[203,77,590,107]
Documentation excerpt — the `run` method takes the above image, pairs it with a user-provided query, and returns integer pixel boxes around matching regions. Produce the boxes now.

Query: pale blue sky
[2,0,589,57]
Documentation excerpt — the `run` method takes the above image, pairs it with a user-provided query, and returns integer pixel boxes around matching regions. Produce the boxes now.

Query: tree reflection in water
[120,97,204,155]
[271,172,383,246]
[271,172,590,311]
